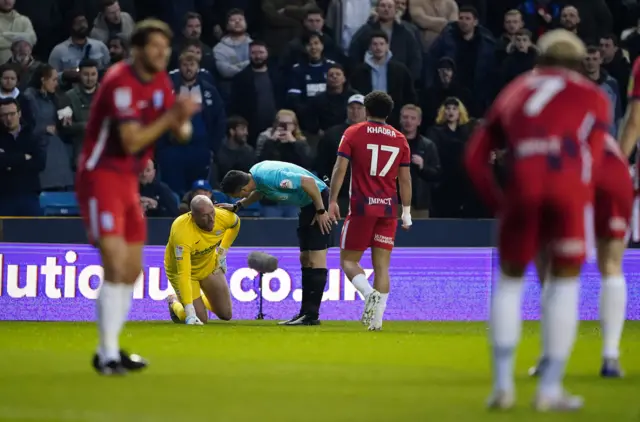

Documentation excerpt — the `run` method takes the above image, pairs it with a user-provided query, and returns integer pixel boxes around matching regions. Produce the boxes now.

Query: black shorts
[298,188,335,251]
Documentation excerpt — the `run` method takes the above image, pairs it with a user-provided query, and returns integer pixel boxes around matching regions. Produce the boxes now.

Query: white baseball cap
[348,94,365,105]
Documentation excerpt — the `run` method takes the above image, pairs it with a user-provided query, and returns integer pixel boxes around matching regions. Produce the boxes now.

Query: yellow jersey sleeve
[168,217,197,305]
[219,209,241,250]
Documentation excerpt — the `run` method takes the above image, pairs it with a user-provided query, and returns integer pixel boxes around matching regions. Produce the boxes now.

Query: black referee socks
[300,267,328,320]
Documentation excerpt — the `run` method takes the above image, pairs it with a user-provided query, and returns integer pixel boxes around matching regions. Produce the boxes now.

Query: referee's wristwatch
[316,208,326,215]
[232,202,244,213]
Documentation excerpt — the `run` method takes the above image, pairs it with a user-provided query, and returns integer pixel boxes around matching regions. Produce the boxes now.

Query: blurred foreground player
[530,135,633,378]
[464,29,611,411]
[620,54,640,238]
[328,91,413,331]
[165,195,240,324]
[75,20,200,375]
[219,161,334,325]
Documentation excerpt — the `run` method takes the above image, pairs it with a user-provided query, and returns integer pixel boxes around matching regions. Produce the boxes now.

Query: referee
[219,160,335,325]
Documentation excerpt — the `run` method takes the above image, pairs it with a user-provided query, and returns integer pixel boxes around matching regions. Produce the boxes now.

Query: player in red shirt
[75,20,200,375]
[328,91,412,331]
[464,30,610,411]
[529,134,633,379]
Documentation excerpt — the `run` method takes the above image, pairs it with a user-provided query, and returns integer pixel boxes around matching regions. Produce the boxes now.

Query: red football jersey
[77,61,175,175]
[338,121,411,217]
[628,56,640,187]
[465,67,611,213]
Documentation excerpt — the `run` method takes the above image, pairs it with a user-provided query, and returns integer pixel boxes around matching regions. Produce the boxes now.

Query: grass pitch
[0,321,638,422]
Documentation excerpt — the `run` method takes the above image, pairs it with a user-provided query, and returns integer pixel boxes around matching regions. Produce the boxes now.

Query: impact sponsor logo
[366,126,397,137]
[368,197,392,206]
[0,251,370,302]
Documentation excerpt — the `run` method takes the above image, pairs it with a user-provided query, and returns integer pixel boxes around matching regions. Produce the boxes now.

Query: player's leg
[339,215,377,325]
[487,203,537,409]
[200,269,233,321]
[529,248,552,377]
[367,217,398,330]
[533,198,589,411]
[167,279,207,323]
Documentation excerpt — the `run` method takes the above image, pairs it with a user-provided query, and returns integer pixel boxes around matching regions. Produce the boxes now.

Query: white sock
[373,293,389,324]
[600,275,627,359]
[540,282,552,358]
[119,284,134,331]
[96,281,124,363]
[538,277,580,398]
[184,303,196,319]
[489,273,525,393]
[351,273,374,297]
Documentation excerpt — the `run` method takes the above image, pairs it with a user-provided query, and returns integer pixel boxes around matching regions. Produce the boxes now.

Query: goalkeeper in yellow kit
[164,195,240,324]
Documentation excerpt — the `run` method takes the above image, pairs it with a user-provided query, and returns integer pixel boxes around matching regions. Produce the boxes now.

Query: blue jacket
[165,72,226,153]
[427,22,496,109]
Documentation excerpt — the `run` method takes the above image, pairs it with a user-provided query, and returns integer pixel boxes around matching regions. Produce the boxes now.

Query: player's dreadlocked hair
[220,170,252,195]
[130,19,173,48]
[364,91,394,120]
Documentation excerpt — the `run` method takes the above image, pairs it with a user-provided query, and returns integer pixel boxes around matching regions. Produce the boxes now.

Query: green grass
[0,321,638,422]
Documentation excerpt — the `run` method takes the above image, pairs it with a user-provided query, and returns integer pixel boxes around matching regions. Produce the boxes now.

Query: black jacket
[420,79,476,130]
[139,180,180,217]
[302,87,358,133]
[0,125,46,195]
[499,47,537,91]
[214,140,256,183]
[350,61,416,129]
[602,48,631,111]
[314,121,351,200]
[406,134,440,211]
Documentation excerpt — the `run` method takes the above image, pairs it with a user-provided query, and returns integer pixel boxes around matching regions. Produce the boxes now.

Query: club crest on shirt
[175,245,183,260]
[153,90,164,109]
[280,179,293,189]
[114,87,132,110]
[215,230,223,236]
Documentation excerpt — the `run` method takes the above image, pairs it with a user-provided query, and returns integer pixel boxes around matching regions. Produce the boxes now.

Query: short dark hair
[0,63,18,78]
[101,0,118,10]
[250,40,268,49]
[370,31,389,44]
[587,45,600,55]
[328,63,345,73]
[108,33,128,48]
[0,97,20,111]
[227,115,248,135]
[515,29,532,39]
[226,8,244,22]
[601,33,619,46]
[181,38,202,52]
[78,58,98,69]
[305,6,324,18]
[459,6,479,19]
[130,19,173,48]
[183,12,202,26]
[364,91,394,120]
[301,31,323,46]
[220,170,251,195]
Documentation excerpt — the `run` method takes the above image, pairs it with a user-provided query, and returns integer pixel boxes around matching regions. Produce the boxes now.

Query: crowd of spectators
[0,0,637,219]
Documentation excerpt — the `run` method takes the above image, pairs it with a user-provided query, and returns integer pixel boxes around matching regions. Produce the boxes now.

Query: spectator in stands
[457,0,487,25]
[0,64,18,98]
[499,29,537,89]
[302,63,357,134]
[65,59,98,167]
[89,0,135,46]
[170,40,215,86]
[171,12,215,73]
[399,104,440,218]
[495,9,524,63]
[230,41,284,145]
[107,34,128,64]
[7,38,41,91]
[314,93,366,210]
[24,64,73,192]
[256,113,312,218]
[428,6,496,113]
[0,0,37,64]
[179,179,214,214]
[600,33,631,110]
[280,6,345,75]
[420,56,474,128]
[326,0,372,55]
[80,0,136,25]
[0,97,44,216]
[159,51,226,195]
[408,0,459,49]
[48,12,110,86]
[213,9,252,97]
[427,97,482,218]
[350,32,416,128]
[621,16,640,62]
[584,45,622,135]
[139,159,180,218]
[13,0,60,61]
[518,0,561,39]
[569,0,613,43]
[261,0,317,57]
[349,0,422,81]
[214,116,256,184]
[287,32,335,118]
[213,1,262,39]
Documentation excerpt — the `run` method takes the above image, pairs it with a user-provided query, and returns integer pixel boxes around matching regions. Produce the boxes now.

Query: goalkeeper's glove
[185,315,203,325]
[217,247,228,273]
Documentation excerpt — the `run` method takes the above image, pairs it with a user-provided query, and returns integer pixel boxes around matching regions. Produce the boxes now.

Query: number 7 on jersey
[367,144,400,177]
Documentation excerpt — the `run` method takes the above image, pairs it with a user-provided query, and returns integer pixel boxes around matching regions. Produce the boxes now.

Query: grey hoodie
[213,35,253,79]
[364,50,393,92]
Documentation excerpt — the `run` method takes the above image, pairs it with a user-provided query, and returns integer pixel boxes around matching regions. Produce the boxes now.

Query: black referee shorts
[298,188,335,252]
